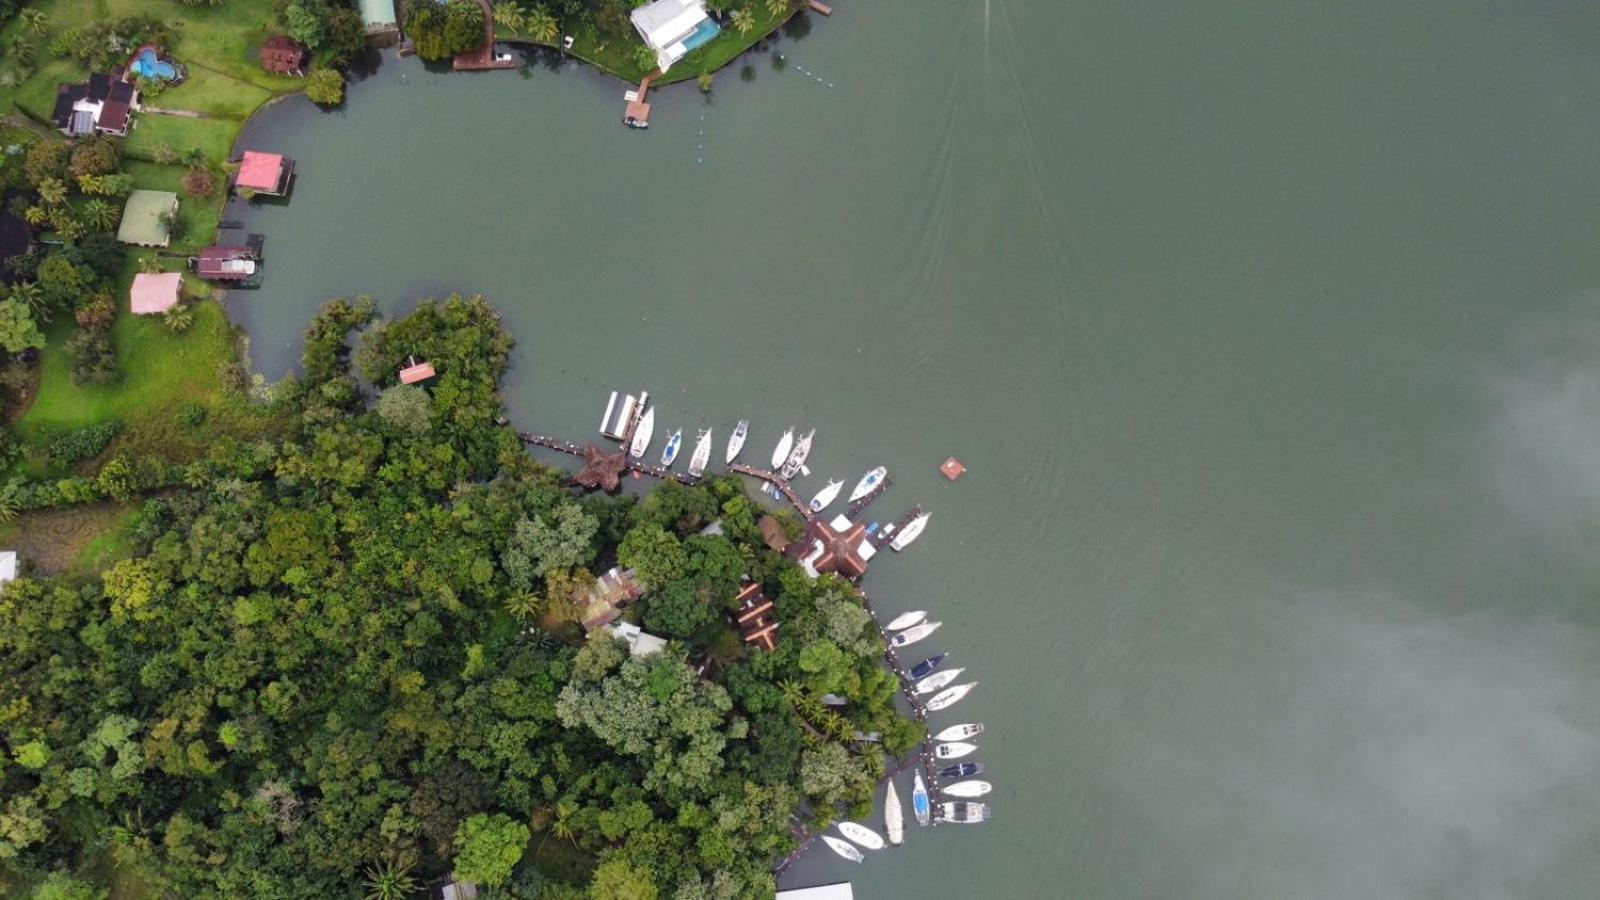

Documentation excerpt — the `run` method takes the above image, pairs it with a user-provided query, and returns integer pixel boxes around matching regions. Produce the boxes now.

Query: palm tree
[23,206,48,227]
[528,6,559,44]
[163,304,194,333]
[493,1,526,33]
[506,592,543,620]
[54,214,85,242]
[82,199,119,232]
[764,0,790,16]
[730,6,755,35]
[9,37,34,66]
[20,10,47,36]
[10,282,46,322]
[550,800,579,845]
[36,178,67,207]
[138,255,164,274]
[361,858,418,900]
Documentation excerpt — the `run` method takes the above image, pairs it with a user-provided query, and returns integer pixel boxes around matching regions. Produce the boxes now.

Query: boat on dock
[629,408,655,458]
[660,429,683,467]
[943,780,992,799]
[937,801,991,824]
[837,822,885,850]
[884,610,926,632]
[809,479,844,512]
[914,668,965,695]
[688,429,713,477]
[820,834,864,863]
[939,761,983,779]
[909,652,948,679]
[779,428,815,479]
[912,772,931,827]
[849,466,887,502]
[884,780,904,846]
[890,512,931,551]
[726,419,748,463]
[771,428,794,469]
[889,620,941,648]
[926,682,976,712]
[935,723,985,742]
[934,741,978,760]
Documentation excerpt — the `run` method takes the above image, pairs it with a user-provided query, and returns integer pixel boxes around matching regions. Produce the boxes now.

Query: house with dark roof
[577,567,646,632]
[52,73,139,137]
[260,36,307,75]
[733,581,779,651]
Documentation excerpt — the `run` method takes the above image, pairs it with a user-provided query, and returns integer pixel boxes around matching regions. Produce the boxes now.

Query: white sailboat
[725,419,748,463]
[687,429,713,477]
[629,407,655,459]
[942,780,992,799]
[884,780,904,846]
[914,668,965,695]
[912,772,931,826]
[884,610,926,632]
[937,801,991,824]
[926,682,976,712]
[849,465,887,502]
[837,822,885,850]
[809,479,844,512]
[934,741,978,760]
[820,834,863,863]
[889,620,941,648]
[934,723,985,742]
[889,511,930,551]
[770,428,794,469]
[660,429,683,467]
[779,428,815,479]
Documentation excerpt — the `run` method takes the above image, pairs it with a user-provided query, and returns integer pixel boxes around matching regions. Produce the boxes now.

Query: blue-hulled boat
[660,429,682,466]
[912,772,930,826]
[910,653,948,680]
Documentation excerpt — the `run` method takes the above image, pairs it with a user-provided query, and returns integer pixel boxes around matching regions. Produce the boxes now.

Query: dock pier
[518,430,694,485]
[846,474,892,518]
[870,504,925,549]
[727,463,811,520]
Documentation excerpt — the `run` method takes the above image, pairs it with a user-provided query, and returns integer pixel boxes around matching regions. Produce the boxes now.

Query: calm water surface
[228,2,1600,896]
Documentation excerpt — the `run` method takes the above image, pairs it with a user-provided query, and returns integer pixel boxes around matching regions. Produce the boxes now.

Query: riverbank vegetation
[0,294,920,897]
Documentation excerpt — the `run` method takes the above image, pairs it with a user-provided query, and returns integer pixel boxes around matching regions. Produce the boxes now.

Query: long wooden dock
[518,431,693,485]
[727,463,810,519]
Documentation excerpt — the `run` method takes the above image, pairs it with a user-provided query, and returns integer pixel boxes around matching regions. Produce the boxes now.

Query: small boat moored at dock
[725,419,748,463]
[820,834,864,863]
[926,682,976,712]
[914,668,965,695]
[779,428,815,479]
[890,511,931,551]
[889,620,941,648]
[912,772,931,827]
[629,408,655,458]
[943,780,992,799]
[937,801,991,824]
[837,821,885,850]
[771,428,794,469]
[809,479,844,512]
[849,465,887,502]
[934,741,978,760]
[884,610,926,632]
[687,429,713,477]
[884,780,904,846]
[910,652,948,679]
[939,761,984,779]
[935,723,985,742]
[660,429,683,466]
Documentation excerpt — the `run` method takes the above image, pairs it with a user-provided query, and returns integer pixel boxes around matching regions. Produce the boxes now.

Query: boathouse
[195,246,257,281]
[629,0,720,73]
[604,621,670,657]
[360,0,400,44]
[599,391,639,440]
[260,36,307,75]
[234,151,294,197]
[129,272,183,315]
[578,566,645,631]
[116,190,178,247]
[791,515,876,580]
[51,73,138,137]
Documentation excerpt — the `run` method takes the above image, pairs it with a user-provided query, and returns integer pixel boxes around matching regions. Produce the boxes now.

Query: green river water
[227,1,1600,896]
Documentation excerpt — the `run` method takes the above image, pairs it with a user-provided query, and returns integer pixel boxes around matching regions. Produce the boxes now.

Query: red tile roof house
[233,151,295,197]
[129,272,183,315]
[259,36,307,75]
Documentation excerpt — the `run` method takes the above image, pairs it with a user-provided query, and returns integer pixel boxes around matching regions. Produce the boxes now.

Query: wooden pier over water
[870,504,926,549]
[846,474,892,518]
[727,463,811,519]
[518,431,694,484]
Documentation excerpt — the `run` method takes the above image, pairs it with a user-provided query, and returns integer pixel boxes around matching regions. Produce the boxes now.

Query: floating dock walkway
[518,431,694,484]
[728,463,811,519]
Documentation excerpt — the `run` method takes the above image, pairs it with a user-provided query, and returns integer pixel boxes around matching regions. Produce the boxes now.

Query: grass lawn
[147,63,275,119]
[124,112,239,167]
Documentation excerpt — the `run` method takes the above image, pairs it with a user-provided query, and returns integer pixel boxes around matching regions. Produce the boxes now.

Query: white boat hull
[884,781,904,846]
[837,822,885,850]
[890,512,930,551]
[926,682,976,712]
[938,801,991,824]
[889,621,941,648]
[884,610,926,632]
[770,429,794,469]
[942,780,992,798]
[849,466,886,502]
[629,408,655,458]
[688,429,712,477]
[820,834,863,863]
[914,668,965,695]
[660,430,682,467]
[809,479,844,512]
[934,740,978,760]
[934,723,985,742]
[726,420,748,464]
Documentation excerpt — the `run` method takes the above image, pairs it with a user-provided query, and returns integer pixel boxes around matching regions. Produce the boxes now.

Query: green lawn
[120,160,221,252]
[146,63,274,118]
[124,112,239,167]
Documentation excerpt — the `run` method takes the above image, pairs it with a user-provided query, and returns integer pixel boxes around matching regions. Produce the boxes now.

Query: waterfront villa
[360,0,400,44]
[260,36,307,75]
[578,566,646,631]
[629,0,721,73]
[129,272,183,315]
[116,190,178,247]
[51,73,138,137]
[790,514,876,580]
[234,151,295,197]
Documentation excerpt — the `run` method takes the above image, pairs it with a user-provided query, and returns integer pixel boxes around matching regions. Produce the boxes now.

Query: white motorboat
[779,428,815,479]
[912,772,931,827]
[937,801,991,824]
[687,429,713,477]
[809,479,844,512]
[820,834,863,863]
[849,466,887,502]
[934,723,985,742]
[770,428,794,469]
[726,419,748,463]
[926,682,976,712]
[914,668,965,695]
[884,780,904,846]
[660,429,683,467]
[884,610,926,632]
[942,780,992,799]
[890,512,930,551]
[629,407,655,459]
[837,822,885,850]
[934,741,978,760]
[889,620,941,648]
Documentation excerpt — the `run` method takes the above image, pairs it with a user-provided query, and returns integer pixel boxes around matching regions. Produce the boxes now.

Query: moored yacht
[849,465,887,502]
[770,428,794,469]
[934,723,985,742]
[725,419,748,463]
[629,407,655,459]
[884,780,904,846]
[912,772,931,826]
[939,761,983,779]
[809,479,844,512]
[660,429,683,467]
[934,741,978,760]
[942,780,992,799]
[937,801,991,824]
[890,511,930,551]
[889,620,941,648]
[837,821,885,850]
[779,428,815,479]
[820,834,863,863]
[926,682,976,711]
[884,610,926,632]
[687,429,713,477]
[909,653,948,679]
[914,668,965,695]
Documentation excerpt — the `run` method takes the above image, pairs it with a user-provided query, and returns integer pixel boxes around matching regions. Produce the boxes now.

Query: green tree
[632,41,657,74]
[493,1,525,33]
[163,303,194,333]
[375,383,432,434]
[452,813,529,888]
[765,0,791,16]
[285,4,326,49]
[617,526,687,587]
[31,871,106,900]
[730,7,754,35]
[69,137,119,178]
[36,177,67,207]
[20,10,48,37]
[527,5,559,43]
[306,68,344,106]
[81,199,119,232]
[362,858,418,900]
[588,856,659,900]
[0,299,45,353]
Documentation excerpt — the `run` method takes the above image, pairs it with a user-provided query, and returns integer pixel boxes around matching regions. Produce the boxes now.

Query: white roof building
[776,884,853,900]
[0,551,15,586]
[630,0,720,72]
[606,621,669,657]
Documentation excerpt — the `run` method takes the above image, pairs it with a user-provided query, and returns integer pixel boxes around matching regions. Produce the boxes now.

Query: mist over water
[227,1,1600,895]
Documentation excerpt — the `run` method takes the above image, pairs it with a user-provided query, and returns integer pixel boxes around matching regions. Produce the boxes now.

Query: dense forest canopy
[0,294,920,898]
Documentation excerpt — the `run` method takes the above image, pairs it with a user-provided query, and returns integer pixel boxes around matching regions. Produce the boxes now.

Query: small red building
[260,36,307,75]
[234,151,295,196]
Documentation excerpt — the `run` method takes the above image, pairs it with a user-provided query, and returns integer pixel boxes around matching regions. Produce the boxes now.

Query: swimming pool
[680,18,720,53]
[133,48,178,82]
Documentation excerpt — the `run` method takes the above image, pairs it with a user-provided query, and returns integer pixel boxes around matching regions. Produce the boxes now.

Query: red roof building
[398,359,436,384]
[789,515,875,580]
[260,36,307,75]
[235,151,294,196]
[733,581,778,651]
